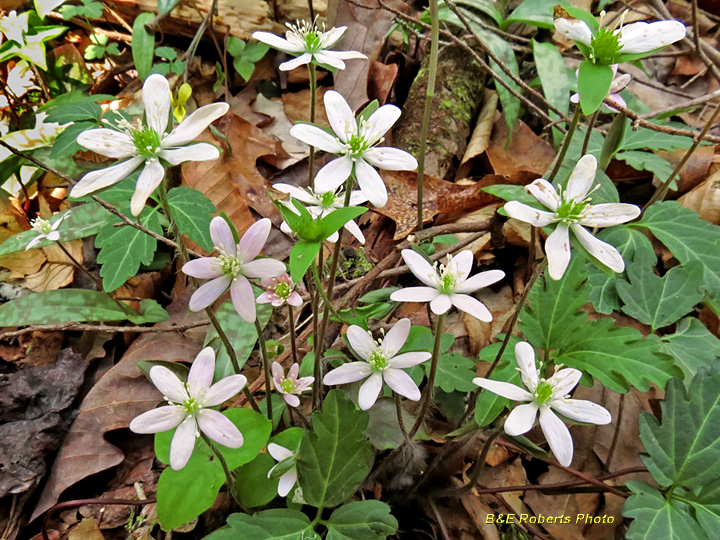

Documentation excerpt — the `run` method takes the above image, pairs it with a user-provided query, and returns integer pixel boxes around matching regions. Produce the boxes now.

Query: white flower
[274,183,367,244]
[0,11,29,44]
[129,347,247,470]
[70,74,229,216]
[390,250,504,322]
[267,443,298,497]
[473,341,611,467]
[289,90,418,208]
[570,65,631,110]
[182,217,286,323]
[252,20,367,71]
[323,318,430,410]
[272,362,314,407]
[504,154,641,280]
[554,13,686,64]
[25,211,69,250]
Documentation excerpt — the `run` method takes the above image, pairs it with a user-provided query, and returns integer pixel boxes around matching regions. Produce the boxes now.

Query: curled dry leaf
[457,90,499,179]
[678,170,720,224]
[486,116,555,177]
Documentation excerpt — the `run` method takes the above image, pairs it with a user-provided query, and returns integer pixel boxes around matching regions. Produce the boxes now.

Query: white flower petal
[545,224,571,281]
[143,74,171,136]
[278,470,297,497]
[618,20,687,54]
[504,402,539,436]
[387,351,431,369]
[197,409,244,448]
[231,275,256,323]
[473,378,534,401]
[382,318,410,357]
[547,367,582,397]
[324,90,356,143]
[514,341,538,390]
[329,50,368,61]
[162,102,229,147]
[169,416,197,470]
[554,18,593,46]
[504,201,557,227]
[314,156,354,194]
[358,372,383,410]
[610,73,632,93]
[343,219,365,244]
[273,183,318,204]
[551,398,612,425]
[243,258,286,279]
[383,368,421,401]
[252,31,305,53]
[364,104,402,145]
[390,287,440,303]
[288,124,344,154]
[210,216,237,256]
[430,294,452,314]
[455,269,505,294]
[565,154,597,201]
[204,374,247,406]
[539,407,574,467]
[313,50,347,70]
[447,250,474,281]
[149,366,188,403]
[526,179,561,211]
[346,325,377,360]
[279,52,313,71]
[323,362,373,385]
[159,143,219,165]
[46,231,60,241]
[450,294,493,321]
[400,249,439,287]
[237,218,271,262]
[129,406,185,434]
[579,203,641,228]
[362,147,417,171]
[349,190,368,206]
[571,224,625,273]
[284,394,301,407]
[130,158,165,216]
[77,128,136,159]
[26,235,43,250]
[182,257,222,279]
[188,275,232,311]
[319,26,347,48]
[188,346,215,396]
[268,443,294,462]
[70,156,144,199]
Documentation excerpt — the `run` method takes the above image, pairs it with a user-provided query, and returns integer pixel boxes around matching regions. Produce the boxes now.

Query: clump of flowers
[390,250,504,321]
[473,341,612,467]
[70,74,229,216]
[289,90,418,208]
[25,212,70,250]
[252,19,367,71]
[257,274,303,308]
[503,154,641,280]
[323,318,430,410]
[129,347,247,470]
[272,362,314,407]
[182,217,286,322]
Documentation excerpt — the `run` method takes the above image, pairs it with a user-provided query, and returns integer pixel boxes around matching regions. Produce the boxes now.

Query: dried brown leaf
[486,116,555,177]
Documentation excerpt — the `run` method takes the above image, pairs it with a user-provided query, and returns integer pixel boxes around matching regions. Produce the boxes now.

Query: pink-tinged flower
[25,211,70,250]
[503,154,641,280]
[182,217,286,322]
[289,90,417,208]
[323,318,430,410]
[274,183,367,244]
[129,347,247,470]
[390,250,504,322]
[267,443,297,497]
[571,65,631,110]
[252,19,366,72]
[71,74,228,216]
[271,362,314,407]
[473,341,611,467]
[257,274,303,308]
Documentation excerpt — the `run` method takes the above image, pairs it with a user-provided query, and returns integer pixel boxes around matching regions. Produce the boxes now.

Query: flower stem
[201,434,244,509]
[287,303,299,366]
[312,262,342,321]
[416,0,439,232]
[395,392,411,445]
[408,312,445,439]
[546,106,582,183]
[308,62,317,190]
[445,421,504,497]
[255,318,273,424]
[581,110,598,156]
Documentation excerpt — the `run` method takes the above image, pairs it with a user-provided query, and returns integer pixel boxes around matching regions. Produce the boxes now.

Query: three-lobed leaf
[660,317,720,388]
[205,509,318,540]
[325,500,398,540]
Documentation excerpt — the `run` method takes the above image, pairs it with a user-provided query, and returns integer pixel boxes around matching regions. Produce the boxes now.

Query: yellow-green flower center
[320,191,336,207]
[31,218,53,234]
[346,133,369,156]
[367,348,387,371]
[590,27,621,64]
[281,378,296,393]
[131,127,162,158]
[534,381,555,404]
[274,281,292,300]
[217,254,242,277]
[183,396,200,414]
[556,199,589,223]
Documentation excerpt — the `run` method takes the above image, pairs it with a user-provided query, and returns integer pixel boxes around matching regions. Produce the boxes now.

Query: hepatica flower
[289,90,418,208]
[323,318,430,410]
[252,19,366,71]
[25,212,70,250]
[257,274,303,308]
[391,250,504,322]
[274,183,367,243]
[267,443,298,497]
[473,342,611,467]
[271,362,314,407]
[504,154,641,280]
[129,347,247,470]
[182,217,286,322]
[70,74,228,216]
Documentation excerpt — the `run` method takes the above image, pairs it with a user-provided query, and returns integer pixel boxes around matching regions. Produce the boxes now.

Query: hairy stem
[287,303,299,366]
[308,62,317,190]
[581,110,598,155]
[255,319,273,424]
[408,312,445,439]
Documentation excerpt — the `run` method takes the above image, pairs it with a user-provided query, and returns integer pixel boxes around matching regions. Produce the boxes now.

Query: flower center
[346,133,368,156]
[320,191,337,208]
[280,378,296,393]
[215,253,242,277]
[590,26,621,64]
[534,381,555,404]
[435,260,460,294]
[131,127,162,158]
[31,217,53,234]
[286,19,325,53]
[367,348,387,371]
[273,281,292,300]
[556,199,589,223]
[182,397,201,414]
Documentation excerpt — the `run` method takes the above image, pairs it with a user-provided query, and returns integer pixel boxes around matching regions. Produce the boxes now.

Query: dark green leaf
[577,61,613,115]
[205,509,318,540]
[661,318,720,388]
[132,13,155,81]
[325,500,398,540]
[289,241,320,283]
[51,121,96,158]
[475,337,523,426]
[433,353,476,393]
[167,186,217,251]
[503,0,570,29]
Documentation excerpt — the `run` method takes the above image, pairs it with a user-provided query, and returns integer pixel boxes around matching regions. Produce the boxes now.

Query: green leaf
[226,36,245,57]
[577,60,613,115]
[623,481,709,540]
[474,336,523,427]
[242,41,269,62]
[532,39,570,147]
[297,390,373,508]
[325,500,398,540]
[43,94,105,123]
[166,186,217,251]
[95,208,163,292]
[319,206,368,239]
[638,365,720,489]
[0,203,116,256]
[132,13,155,81]
[433,353,476,393]
[633,201,720,299]
[205,509,318,540]
[482,184,541,208]
[289,241,320,283]
[454,0,502,28]
[661,318,720,388]
[619,125,694,152]
[503,0,569,29]
[365,398,424,450]
[234,57,255,82]
[0,289,167,325]
[204,295,273,380]
[480,30,521,138]
[616,151,674,188]
[51,121,96,158]
[687,478,720,538]
[235,453,278,508]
